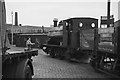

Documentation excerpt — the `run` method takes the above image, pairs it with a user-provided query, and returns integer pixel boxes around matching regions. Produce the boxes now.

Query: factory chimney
[15,12,18,26]
[53,18,58,27]
[118,1,120,20]
[107,0,110,27]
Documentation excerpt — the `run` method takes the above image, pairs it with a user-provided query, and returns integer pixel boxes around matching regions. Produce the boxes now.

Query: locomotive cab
[62,17,98,61]
[63,17,98,51]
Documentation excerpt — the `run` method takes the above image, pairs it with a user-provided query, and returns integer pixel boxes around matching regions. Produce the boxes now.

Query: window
[79,22,83,27]
[66,22,69,30]
[91,23,95,28]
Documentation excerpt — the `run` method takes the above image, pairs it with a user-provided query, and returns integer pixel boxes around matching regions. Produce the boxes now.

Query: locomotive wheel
[59,55,64,60]
[50,50,56,58]
[90,57,101,73]
[46,48,51,54]
[44,48,50,54]
[57,50,64,60]
[65,51,71,62]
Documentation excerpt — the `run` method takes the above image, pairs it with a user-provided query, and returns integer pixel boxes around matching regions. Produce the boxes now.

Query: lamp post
[11,11,13,45]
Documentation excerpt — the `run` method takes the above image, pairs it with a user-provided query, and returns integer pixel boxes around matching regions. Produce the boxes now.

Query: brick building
[6,24,52,34]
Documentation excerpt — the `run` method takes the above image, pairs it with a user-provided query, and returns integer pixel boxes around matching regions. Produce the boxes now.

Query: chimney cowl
[53,18,58,22]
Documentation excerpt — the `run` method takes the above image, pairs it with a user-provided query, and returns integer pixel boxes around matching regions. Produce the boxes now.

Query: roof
[64,17,98,21]
[18,33,47,36]
[114,20,120,27]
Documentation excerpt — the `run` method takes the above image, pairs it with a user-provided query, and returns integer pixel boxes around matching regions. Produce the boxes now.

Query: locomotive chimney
[107,0,110,27]
[53,18,58,27]
[15,12,18,26]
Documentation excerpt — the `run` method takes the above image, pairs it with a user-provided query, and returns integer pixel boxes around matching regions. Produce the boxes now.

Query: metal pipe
[11,11,13,45]
[107,0,110,27]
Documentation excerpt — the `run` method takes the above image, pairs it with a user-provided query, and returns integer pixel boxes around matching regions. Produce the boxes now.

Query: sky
[5,0,120,27]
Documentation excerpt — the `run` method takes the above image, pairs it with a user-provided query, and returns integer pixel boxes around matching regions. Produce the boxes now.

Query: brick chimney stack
[15,12,18,26]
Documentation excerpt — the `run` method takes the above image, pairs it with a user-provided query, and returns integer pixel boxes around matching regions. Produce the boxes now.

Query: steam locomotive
[42,17,97,61]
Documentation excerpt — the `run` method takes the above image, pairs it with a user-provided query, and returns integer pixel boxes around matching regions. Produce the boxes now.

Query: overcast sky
[5,0,119,27]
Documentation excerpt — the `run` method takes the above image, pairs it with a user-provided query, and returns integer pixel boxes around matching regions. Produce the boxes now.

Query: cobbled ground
[7,46,113,79]
[32,49,112,78]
